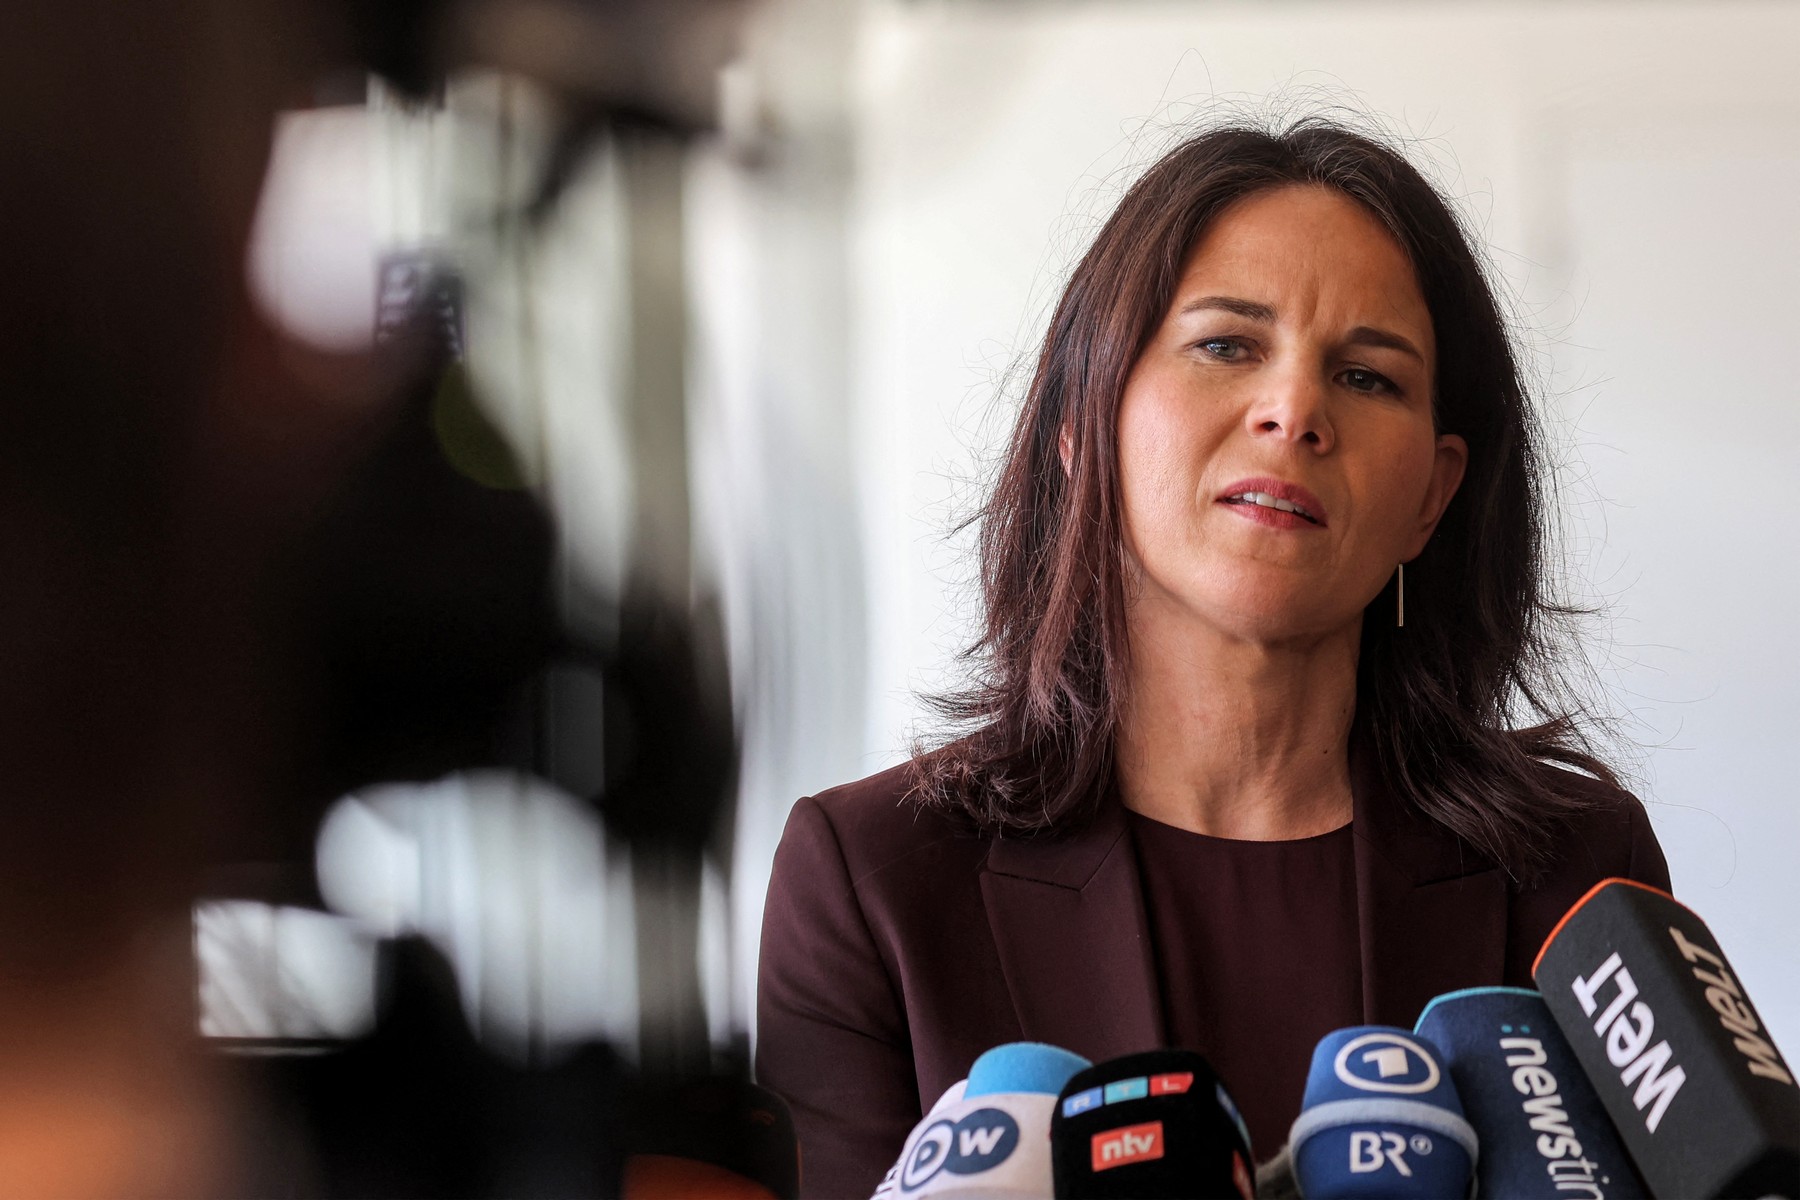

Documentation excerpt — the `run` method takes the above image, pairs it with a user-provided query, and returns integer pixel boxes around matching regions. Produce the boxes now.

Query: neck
[1116,602,1360,841]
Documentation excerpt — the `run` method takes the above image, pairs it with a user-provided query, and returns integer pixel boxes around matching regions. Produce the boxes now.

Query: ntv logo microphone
[1090,1121,1165,1171]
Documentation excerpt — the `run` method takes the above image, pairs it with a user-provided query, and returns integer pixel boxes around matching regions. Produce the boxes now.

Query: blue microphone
[967,1042,1093,1100]
[1416,987,1648,1199]
[1288,1026,1478,1198]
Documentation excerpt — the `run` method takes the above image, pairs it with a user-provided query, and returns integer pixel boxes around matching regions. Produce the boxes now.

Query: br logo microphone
[1289,1026,1478,1199]
[1347,1129,1429,1175]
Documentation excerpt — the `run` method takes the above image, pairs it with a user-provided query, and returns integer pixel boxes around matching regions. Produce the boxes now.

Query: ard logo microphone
[1288,1026,1478,1198]
[1534,878,1800,1199]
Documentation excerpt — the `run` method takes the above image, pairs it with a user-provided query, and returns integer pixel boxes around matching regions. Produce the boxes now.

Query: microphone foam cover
[1415,986,1647,1199]
[885,1090,1057,1199]
[1050,1049,1253,1199]
[966,1043,1092,1099]
[928,1079,970,1116]
[871,1046,1090,1198]
[1533,878,1800,1198]
[1288,1026,1476,1199]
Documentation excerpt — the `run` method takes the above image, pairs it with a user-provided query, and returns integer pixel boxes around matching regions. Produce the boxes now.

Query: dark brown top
[1129,812,1362,1159]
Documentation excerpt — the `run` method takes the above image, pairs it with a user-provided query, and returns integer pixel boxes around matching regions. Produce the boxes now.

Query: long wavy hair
[911,119,1618,882]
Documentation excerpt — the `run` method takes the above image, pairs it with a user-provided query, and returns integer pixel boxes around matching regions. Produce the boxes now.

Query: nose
[1244,364,1335,453]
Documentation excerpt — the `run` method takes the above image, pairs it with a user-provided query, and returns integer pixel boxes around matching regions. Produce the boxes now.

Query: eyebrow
[1176,295,1426,364]
[1344,325,1426,364]
[1177,295,1276,322]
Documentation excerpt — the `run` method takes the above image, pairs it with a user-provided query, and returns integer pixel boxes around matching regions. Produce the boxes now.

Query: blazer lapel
[1350,744,1511,1029]
[980,804,1165,1063]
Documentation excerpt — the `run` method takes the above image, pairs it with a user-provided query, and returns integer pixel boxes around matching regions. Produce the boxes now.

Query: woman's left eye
[1341,367,1396,395]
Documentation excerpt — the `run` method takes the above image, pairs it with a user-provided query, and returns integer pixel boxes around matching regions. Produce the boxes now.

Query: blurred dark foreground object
[217,261,744,1192]
[225,937,797,1198]
[0,0,756,1191]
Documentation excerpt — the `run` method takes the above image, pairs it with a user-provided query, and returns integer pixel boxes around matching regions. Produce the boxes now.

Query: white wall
[827,0,1800,1048]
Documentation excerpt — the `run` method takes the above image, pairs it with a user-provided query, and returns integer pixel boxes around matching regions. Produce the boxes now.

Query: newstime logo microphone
[1287,1026,1477,1199]
[1415,986,1647,1199]
[1533,878,1800,1198]
[1049,1049,1253,1199]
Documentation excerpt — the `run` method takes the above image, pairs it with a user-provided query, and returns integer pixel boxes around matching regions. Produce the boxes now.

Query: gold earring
[1397,562,1405,628]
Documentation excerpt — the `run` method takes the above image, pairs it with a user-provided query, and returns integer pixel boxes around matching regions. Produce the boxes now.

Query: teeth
[1230,491,1314,520]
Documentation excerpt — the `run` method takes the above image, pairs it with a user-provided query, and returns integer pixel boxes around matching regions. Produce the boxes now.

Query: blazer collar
[978,733,1512,1056]
[1347,737,1511,1028]
[980,801,1165,1064]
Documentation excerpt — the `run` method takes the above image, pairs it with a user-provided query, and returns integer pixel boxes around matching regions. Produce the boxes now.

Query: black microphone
[1049,1049,1254,1199]
[1533,877,1800,1198]
[1414,986,1648,1198]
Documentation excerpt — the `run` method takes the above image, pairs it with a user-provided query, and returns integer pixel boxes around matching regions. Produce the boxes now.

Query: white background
[711,0,1800,1054]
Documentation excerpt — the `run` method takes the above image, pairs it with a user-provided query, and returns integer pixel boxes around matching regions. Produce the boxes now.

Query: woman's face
[1113,184,1467,645]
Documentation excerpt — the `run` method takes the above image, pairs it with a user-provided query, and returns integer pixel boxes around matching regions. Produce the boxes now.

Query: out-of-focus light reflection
[315,771,641,1058]
[313,794,420,937]
[195,902,377,1040]
[246,106,379,351]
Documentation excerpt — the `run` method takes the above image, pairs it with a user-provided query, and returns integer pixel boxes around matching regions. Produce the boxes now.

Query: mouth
[1216,478,1328,527]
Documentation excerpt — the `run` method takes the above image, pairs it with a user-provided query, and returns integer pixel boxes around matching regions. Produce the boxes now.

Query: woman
[756,120,1668,1198]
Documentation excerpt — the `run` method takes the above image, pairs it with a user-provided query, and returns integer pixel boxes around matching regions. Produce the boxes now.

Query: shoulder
[1502,760,1670,981]
[764,760,998,953]
[776,758,991,891]
[1527,759,1668,891]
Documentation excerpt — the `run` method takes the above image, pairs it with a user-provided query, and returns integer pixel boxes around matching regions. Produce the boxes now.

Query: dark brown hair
[913,118,1618,881]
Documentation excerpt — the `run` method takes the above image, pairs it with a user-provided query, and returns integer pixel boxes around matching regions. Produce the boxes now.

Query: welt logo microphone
[872,1041,1091,1200]
[1533,878,1800,1199]
[1414,986,1647,1199]
[1049,1049,1253,1199]
[1287,1026,1478,1198]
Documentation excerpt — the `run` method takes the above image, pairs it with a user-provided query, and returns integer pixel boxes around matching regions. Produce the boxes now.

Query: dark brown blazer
[756,751,1669,1199]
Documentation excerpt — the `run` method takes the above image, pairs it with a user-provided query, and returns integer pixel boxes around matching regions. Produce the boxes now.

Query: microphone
[1049,1049,1254,1199]
[1287,1026,1477,1198]
[1533,878,1800,1198]
[872,1041,1091,1199]
[1414,986,1648,1198]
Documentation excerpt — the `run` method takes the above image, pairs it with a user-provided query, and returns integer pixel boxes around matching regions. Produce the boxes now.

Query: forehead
[1176,184,1433,349]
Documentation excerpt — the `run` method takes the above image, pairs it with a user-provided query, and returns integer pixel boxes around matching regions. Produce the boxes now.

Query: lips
[1215,477,1328,527]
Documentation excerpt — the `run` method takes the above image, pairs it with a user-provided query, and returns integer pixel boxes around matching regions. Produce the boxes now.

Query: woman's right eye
[1198,337,1246,360]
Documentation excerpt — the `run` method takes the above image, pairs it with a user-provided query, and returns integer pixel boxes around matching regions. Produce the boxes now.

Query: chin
[1182,580,1358,646]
